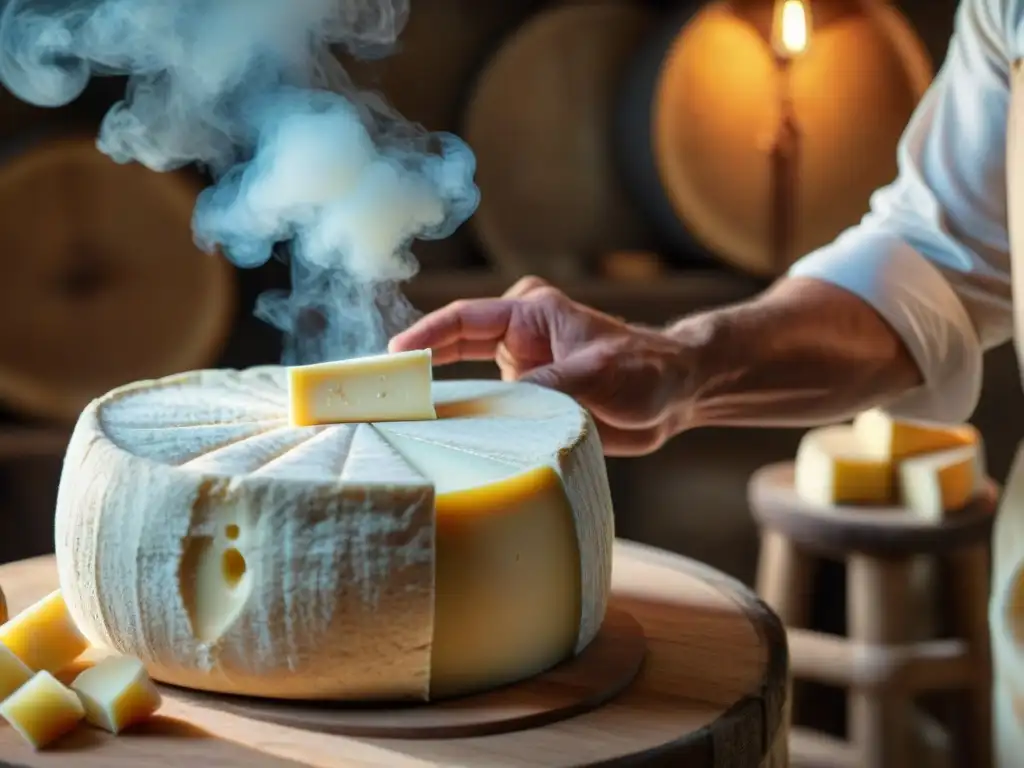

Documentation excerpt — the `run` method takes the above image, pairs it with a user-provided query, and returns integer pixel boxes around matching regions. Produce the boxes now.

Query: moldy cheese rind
[54,369,614,701]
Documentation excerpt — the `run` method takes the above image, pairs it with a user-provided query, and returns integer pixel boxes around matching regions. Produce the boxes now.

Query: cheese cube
[898,445,980,520]
[852,408,977,461]
[794,424,893,506]
[0,642,32,700]
[287,349,437,426]
[0,671,85,749]
[71,655,162,734]
[0,590,89,672]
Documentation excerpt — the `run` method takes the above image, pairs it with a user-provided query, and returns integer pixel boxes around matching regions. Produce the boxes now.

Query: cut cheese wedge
[852,408,978,461]
[0,590,89,673]
[897,445,980,520]
[0,642,32,700]
[71,655,162,734]
[287,349,437,426]
[54,369,613,702]
[0,671,85,749]
[794,424,893,506]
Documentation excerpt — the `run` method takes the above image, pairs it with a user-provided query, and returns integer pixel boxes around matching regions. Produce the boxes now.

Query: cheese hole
[222,548,247,587]
[224,524,240,540]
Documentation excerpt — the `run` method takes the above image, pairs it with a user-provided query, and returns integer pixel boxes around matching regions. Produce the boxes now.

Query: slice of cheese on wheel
[287,349,437,426]
[794,424,894,506]
[54,367,614,702]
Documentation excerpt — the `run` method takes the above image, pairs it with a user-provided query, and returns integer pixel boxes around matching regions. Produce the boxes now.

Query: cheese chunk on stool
[0,590,88,672]
[0,671,85,749]
[71,655,162,733]
[898,445,981,520]
[794,425,893,505]
[0,642,32,700]
[287,349,437,426]
[852,408,977,461]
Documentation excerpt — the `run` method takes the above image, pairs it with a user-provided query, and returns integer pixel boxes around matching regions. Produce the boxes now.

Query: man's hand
[388,277,690,456]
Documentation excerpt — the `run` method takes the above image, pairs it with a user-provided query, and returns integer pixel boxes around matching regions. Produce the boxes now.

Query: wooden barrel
[616,0,933,277]
[0,540,789,767]
[0,134,236,423]
[461,0,656,281]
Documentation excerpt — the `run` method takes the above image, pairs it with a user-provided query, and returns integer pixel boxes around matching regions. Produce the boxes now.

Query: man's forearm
[665,277,923,429]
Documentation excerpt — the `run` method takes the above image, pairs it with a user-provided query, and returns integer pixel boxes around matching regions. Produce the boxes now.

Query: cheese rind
[55,369,613,701]
[287,349,437,426]
[852,408,977,461]
[0,590,88,673]
[898,445,980,520]
[794,424,893,506]
[71,655,162,733]
[0,671,85,749]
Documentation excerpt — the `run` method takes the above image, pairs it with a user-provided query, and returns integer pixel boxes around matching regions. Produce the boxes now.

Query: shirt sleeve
[787,0,1014,424]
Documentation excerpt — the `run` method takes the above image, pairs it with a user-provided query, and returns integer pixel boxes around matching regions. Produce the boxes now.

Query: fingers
[388,298,516,356]
[503,275,550,298]
[430,339,501,366]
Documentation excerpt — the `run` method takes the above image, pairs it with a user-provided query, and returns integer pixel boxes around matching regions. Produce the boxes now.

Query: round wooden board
[0,540,790,767]
[0,134,236,423]
[749,462,999,557]
[461,0,655,281]
[166,607,644,739]
[616,0,932,277]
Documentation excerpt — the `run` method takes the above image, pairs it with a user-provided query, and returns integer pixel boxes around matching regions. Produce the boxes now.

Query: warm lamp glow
[773,0,811,58]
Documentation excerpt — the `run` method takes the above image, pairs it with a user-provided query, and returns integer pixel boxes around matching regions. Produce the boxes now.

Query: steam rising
[0,0,479,363]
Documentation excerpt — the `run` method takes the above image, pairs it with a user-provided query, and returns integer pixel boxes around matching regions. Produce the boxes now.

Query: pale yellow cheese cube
[71,655,162,734]
[898,445,980,520]
[0,590,89,672]
[0,642,33,700]
[0,670,85,749]
[287,349,437,426]
[794,424,894,506]
[852,408,977,461]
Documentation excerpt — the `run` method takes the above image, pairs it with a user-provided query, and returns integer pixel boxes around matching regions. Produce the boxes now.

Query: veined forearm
[666,277,923,429]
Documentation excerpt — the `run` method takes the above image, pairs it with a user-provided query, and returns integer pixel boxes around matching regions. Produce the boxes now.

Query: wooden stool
[0,540,790,767]
[749,461,997,768]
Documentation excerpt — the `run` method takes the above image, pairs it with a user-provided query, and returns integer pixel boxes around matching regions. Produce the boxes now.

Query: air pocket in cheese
[287,349,437,426]
[54,370,614,702]
[794,424,893,505]
[71,655,162,733]
[898,445,980,520]
[0,590,88,673]
[0,671,85,749]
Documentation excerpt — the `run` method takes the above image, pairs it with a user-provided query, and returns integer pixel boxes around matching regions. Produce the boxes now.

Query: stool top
[748,462,998,557]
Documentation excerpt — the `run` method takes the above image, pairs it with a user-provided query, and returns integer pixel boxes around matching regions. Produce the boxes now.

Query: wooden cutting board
[0,540,789,767]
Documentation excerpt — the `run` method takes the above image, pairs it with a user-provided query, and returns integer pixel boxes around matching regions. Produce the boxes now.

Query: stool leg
[949,544,993,768]
[757,531,815,626]
[848,555,914,768]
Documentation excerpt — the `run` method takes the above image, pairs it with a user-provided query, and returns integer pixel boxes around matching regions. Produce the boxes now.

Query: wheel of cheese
[54,368,613,702]
[0,135,236,423]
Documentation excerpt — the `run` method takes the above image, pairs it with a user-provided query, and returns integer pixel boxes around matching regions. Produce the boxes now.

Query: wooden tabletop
[0,540,789,767]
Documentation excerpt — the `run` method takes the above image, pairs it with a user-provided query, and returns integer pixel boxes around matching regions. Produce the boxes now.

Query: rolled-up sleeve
[788,0,1014,423]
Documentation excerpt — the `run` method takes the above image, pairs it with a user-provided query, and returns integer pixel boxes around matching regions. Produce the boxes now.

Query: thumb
[518,352,602,401]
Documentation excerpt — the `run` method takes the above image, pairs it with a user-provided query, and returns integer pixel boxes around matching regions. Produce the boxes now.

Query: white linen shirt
[788,0,1024,423]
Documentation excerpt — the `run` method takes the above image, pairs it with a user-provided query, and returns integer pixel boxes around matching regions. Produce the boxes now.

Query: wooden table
[0,540,789,767]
